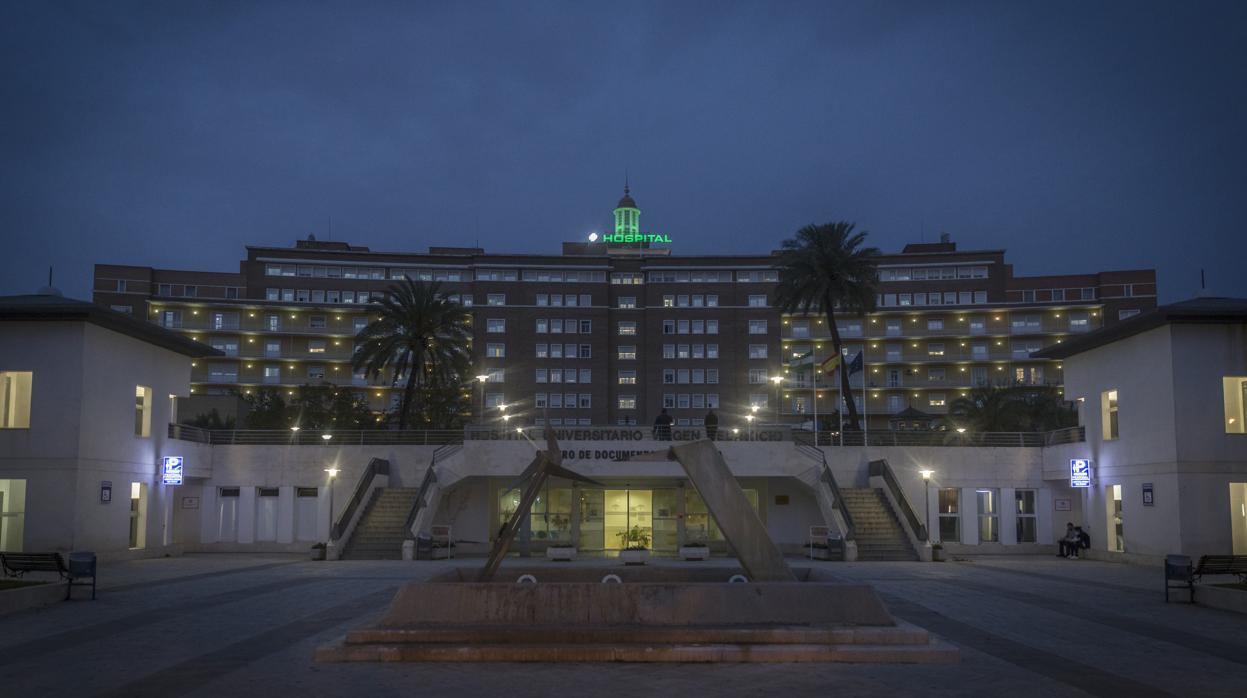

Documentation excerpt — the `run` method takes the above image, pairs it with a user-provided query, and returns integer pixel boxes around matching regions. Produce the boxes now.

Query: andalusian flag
[788,349,815,366]
[818,353,841,378]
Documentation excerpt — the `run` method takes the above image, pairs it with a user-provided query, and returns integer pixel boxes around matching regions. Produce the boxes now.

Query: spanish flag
[818,353,841,379]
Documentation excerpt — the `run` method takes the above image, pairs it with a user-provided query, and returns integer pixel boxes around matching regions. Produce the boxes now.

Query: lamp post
[770,376,783,424]
[746,413,755,440]
[324,467,340,543]
[920,469,934,540]
[476,374,489,423]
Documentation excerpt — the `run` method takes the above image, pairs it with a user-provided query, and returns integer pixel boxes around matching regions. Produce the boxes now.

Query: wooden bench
[0,552,97,600]
[1164,554,1247,603]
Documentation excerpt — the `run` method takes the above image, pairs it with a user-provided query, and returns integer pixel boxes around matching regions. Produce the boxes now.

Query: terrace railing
[330,458,390,542]
[166,426,463,446]
[809,427,1084,448]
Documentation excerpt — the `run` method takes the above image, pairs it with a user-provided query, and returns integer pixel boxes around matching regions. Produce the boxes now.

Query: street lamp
[746,413,755,440]
[324,467,340,543]
[917,468,937,540]
[476,374,489,422]
[321,433,332,442]
[770,376,783,424]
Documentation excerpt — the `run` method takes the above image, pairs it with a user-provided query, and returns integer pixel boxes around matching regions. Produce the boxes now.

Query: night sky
[2,1,1244,301]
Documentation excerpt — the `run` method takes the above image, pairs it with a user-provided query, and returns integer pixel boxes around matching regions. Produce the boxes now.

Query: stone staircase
[340,487,421,560]
[838,488,918,561]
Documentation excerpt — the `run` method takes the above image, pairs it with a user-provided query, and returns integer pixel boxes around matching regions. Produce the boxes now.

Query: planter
[310,546,327,561]
[619,549,651,566]
[806,546,831,561]
[679,545,709,561]
[932,548,946,562]
[546,546,577,561]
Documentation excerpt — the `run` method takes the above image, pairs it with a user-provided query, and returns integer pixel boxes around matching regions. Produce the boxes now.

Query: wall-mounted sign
[181,496,200,510]
[599,233,672,244]
[1054,498,1072,511]
[1070,459,1092,488]
[161,456,184,485]
[100,481,112,503]
[1142,482,1154,506]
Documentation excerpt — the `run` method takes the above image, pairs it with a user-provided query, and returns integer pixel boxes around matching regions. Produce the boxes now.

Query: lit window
[938,489,960,543]
[618,395,637,410]
[1224,377,1247,434]
[1101,389,1119,440]
[618,345,636,360]
[134,385,152,438]
[486,343,506,358]
[487,319,505,333]
[618,370,637,385]
[0,371,33,429]
[977,488,999,542]
[618,322,637,336]
[487,294,506,306]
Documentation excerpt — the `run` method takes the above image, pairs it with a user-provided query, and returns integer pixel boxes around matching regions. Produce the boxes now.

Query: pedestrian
[1058,522,1077,557]
[652,408,673,441]
[704,408,718,441]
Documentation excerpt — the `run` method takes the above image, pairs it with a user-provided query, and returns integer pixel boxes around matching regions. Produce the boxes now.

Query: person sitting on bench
[1058,522,1079,557]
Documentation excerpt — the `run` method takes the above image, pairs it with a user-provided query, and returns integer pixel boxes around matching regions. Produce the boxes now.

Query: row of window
[661,369,722,385]
[264,288,393,305]
[163,310,370,334]
[788,313,1092,338]
[877,266,989,282]
[937,488,1037,544]
[264,264,785,285]
[878,291,988,307]
[532,319,594,334]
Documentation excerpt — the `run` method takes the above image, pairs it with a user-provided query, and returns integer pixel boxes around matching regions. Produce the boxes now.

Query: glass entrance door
[604,489,652,550]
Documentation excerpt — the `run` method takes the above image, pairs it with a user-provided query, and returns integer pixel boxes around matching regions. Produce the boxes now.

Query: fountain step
[316,639,958,664]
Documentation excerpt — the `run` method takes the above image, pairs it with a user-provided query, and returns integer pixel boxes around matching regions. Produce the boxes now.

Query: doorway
[1230,483,1247,555]
[1107,484,1123,552]
[129,482,148,549]
[604,489,652,551]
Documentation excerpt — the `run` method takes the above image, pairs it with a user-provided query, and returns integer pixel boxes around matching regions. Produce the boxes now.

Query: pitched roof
[0,294,223,357]
[1034,296,1247,360]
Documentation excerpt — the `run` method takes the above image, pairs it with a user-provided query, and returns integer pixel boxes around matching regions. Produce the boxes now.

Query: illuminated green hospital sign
[590,232,672,244]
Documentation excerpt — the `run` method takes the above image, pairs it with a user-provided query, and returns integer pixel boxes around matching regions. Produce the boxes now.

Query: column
[1000,488,1017,545]
[961,487,979,545]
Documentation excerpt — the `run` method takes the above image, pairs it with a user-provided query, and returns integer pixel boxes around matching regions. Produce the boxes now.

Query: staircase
[340,488,422,560]
[837,488,918,561]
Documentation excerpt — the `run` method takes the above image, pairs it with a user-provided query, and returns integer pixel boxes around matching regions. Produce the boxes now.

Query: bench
[1164,554,1247,603]
[0,552,97,600]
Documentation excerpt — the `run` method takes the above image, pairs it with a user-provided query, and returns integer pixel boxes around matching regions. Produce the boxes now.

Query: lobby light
[920,469,934,480]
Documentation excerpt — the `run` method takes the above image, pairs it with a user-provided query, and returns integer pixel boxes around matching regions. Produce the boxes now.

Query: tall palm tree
[352,279,472,429]
[774,222,880,431]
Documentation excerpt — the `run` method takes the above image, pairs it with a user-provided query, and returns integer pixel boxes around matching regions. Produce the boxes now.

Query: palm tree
[774,222,880,431]
[352,279,472,429]
[946,386,1027,432]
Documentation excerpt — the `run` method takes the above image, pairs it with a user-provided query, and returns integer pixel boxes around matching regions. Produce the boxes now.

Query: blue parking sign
[1070,459,1091,488]
[162,456,184,485]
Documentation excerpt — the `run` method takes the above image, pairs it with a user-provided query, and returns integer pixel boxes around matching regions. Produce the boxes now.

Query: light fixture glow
[920,469,934,480]
[588,232,599,242]
[321,433,332,441]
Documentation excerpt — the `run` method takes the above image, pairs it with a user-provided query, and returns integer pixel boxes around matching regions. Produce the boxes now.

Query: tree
[236,387,289,429]
[181,408,235,430]
[945,386,1075,433]
[392,379,473,429]
[774,222,880,431]
[352,279,473,429]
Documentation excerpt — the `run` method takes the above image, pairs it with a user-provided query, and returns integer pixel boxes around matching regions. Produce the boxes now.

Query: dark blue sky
[2,1,1244,301]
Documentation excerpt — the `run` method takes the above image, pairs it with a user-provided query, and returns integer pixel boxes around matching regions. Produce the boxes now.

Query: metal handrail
[1044,426,1086,445]
[166,427,465,446]
[814,429,1084,448]
[793,434,855,542]
[868,459,927,542]
[330,458,390,541]
[403,443,462,534]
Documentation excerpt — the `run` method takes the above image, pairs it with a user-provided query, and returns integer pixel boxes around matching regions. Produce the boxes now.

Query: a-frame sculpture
[478,432,795,583]
[477,426,602,581]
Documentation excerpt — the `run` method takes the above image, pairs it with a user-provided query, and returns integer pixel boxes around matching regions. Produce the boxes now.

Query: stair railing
[867,459,927,542]
[793,436,856,542]
[330,458,390,542]
[404,443,462,535]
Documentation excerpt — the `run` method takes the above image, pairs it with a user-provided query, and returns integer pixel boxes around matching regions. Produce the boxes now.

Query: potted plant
[616,525,651,565]
[310,542,327,561]
[679,539,709,561]
[931,543,945,562]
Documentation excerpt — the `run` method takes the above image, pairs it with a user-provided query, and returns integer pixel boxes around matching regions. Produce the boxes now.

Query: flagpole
[862,349,868,446]
[812,343,818,446]
[837,353,844,447]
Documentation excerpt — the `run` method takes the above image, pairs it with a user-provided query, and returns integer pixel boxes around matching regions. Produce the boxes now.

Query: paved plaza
[0,554,1244,697]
